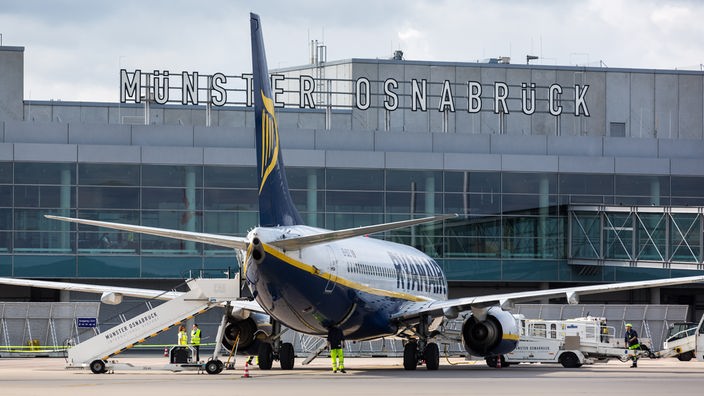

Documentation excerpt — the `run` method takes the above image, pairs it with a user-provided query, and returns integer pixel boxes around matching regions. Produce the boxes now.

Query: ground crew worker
[190,323,201,361]
[178,325,188,346]
[624,323,640,368]
[600,320,609,343]
[326,325,345,373]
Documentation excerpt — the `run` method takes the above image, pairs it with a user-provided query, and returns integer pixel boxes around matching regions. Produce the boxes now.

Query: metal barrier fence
[0,302,687,358]
[0,302,100,356]
[284,304,688,358]
[512,304,688,351]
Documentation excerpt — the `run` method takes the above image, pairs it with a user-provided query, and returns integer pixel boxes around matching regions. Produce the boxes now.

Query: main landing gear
[403,315,440,370]
[257,320,296,370]
[403,340,440,370]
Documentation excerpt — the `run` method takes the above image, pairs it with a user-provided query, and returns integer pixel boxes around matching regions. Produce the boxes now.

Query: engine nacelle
[461,307,519,356]
[100,291,123,305]
[221,312,271,354]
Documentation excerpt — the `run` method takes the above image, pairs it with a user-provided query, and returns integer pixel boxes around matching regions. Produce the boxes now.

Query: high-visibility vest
[191,328,201,345]
[178,331,188,345]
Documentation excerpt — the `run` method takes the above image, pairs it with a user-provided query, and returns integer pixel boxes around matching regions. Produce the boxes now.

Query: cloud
[2,0,703,101]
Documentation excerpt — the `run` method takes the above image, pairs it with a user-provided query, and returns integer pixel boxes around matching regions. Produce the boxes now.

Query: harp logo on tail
[259,90,279,194]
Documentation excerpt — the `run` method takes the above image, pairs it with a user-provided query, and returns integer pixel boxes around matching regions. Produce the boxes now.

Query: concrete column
[650,178,661,206]
[424,175,436,255]
[646,179,661,262]
[60,168,71,250]
[539,282,550,304]
[184,167,196,252]
[650,287,661,304]
[425,176,435,215]
[539,177,550,258]
[307,170,318,226]
[0,46,24,121]
[59,290,70,302]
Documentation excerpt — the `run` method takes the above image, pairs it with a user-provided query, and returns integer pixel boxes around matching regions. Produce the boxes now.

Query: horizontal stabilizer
[270,214,457,250]
[45,215,248,250]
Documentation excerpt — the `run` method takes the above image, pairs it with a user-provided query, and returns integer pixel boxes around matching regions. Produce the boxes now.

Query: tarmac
[0,354,702,396]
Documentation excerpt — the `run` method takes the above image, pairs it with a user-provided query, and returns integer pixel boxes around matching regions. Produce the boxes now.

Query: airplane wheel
[279,342,295,370]
[258,343,273,370]
[485,356,497,367]
[484,355,511,368]
[677,351,694,361]
[403,342,418,370]
[424,342,440,370]
[485,355,509,368]
[205,359,223,375]
[89,359,107,374]
[559,352,580,368]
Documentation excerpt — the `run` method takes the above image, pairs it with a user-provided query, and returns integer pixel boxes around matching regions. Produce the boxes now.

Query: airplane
[2,13,704,371]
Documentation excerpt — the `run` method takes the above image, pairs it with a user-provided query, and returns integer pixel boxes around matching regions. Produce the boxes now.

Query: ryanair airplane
[2,13,704,371]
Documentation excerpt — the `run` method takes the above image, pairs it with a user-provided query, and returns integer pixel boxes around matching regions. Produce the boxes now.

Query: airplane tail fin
[250,13,304,227]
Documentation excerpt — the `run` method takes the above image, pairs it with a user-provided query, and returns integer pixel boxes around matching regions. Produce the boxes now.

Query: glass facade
[1,161,702,280]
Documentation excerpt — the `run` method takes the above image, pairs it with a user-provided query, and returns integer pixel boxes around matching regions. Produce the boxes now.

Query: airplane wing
[0,276,266,313]
[0,277,183,300]
[270,214,457,250]
[45,215,248,250]
[391,274,704,321]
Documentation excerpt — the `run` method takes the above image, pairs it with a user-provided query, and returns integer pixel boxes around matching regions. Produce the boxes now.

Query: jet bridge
[67,277,239,374]
[569,205,704,270]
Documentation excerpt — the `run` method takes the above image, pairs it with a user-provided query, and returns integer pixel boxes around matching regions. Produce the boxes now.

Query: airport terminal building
[1,45,703,317]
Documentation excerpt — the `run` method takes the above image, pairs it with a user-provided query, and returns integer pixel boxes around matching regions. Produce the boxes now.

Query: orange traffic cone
[496,355,502,369]
[164,347,169,357]
[241,361,251,378]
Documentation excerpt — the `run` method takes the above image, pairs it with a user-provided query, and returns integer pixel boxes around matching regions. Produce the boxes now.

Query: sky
[1,0,703,102]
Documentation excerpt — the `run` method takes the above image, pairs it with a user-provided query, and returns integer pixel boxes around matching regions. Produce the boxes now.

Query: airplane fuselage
[245,225,448,340]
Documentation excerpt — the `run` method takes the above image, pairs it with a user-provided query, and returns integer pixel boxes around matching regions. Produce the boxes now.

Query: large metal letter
[384,78,399,111]
[120,69,141,103]
[438,80,455,112]
[299,75,315,108]
[549,84,563,116]
[241,73,253,107]
[182,71,199,105]
[411,79,427,112]
[467,81,481,113]
[355,77,371,110]
[210,73,227,106]
[494,82,509,114]
[521,82,536,115]
[153,70,169,105]
[574,84,590,116]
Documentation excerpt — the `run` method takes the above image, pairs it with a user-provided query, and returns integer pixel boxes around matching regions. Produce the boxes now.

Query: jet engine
[461,307,519,356]
[221,312,271,354]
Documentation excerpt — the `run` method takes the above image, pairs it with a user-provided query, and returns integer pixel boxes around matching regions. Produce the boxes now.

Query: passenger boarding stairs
[67,278,239,368]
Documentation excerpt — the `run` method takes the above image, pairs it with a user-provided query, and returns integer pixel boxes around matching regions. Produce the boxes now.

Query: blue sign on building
[77,317,97,328]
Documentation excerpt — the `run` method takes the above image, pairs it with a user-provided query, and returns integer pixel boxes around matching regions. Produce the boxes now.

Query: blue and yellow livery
[251,13,303,227]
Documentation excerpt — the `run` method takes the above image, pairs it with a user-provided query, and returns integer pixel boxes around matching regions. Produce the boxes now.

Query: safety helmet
[625,323,632,327]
